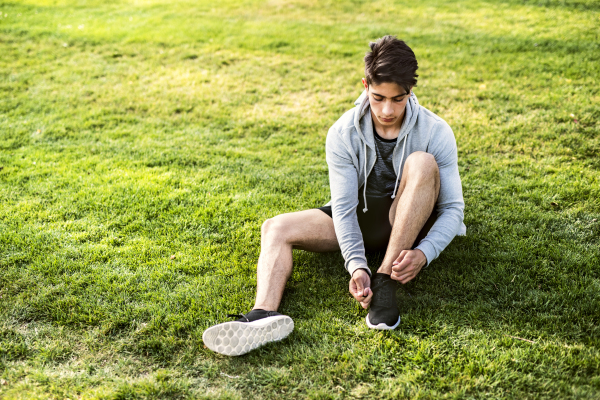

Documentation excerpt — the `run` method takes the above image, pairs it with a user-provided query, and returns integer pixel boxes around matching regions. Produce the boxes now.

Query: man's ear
[361,78,368,91]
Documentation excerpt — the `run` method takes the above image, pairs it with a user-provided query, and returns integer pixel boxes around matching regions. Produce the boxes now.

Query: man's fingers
[361,287,372,301]
[350,281,364,302]
[353,285,371,305]
[350,271,373,304]
[360,290,373,309]
[391,264,413,282]
[391,250,426,284]
[355,278,364,294]
[392,265,416,282]
[396,272,415,284]
[392,256,412,273]
[358,288,371,300]
[393,250,409,266]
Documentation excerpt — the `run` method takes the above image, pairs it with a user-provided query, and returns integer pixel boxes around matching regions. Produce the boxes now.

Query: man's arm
[413,121,465,264]
[326,125,375,307]
[325,125,371,278]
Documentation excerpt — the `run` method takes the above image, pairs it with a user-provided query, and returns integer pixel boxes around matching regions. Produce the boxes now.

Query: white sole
[365,313,401,330]
[202,315,294,356]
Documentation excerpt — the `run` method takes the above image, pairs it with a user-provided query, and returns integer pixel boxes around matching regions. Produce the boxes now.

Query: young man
[203,36,465,356]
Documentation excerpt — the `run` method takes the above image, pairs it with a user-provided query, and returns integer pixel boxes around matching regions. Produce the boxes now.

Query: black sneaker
[365,273,401,330]
[202,309,294,356]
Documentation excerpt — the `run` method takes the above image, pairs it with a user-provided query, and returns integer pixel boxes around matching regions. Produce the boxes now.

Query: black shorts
[318,195,435,252]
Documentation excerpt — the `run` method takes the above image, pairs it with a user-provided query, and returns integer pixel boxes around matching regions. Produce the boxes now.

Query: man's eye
[373,97,383,101]
[394,96,406,102]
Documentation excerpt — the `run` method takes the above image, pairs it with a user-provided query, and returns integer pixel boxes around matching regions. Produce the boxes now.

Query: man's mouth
[380,117,395,122]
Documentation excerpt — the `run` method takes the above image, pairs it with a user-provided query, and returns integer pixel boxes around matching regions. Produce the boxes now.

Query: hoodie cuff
[415,241,437,267]
[346,259,371,277]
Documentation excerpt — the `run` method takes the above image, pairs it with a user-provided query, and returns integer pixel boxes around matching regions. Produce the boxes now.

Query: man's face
[362,78,411,128]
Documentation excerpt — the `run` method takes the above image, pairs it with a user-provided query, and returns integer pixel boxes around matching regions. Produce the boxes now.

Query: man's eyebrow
[371,91,410,99]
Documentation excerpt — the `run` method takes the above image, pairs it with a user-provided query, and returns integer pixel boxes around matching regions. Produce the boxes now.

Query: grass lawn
[1,0,599,398]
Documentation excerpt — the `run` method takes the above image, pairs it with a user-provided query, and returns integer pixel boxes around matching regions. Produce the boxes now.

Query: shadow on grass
[275,220,600,350]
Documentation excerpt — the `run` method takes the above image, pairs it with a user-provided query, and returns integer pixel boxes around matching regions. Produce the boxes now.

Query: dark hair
[364,35,418,92]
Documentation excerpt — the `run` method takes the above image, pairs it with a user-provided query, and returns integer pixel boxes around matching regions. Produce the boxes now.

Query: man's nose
[383,100,394,115]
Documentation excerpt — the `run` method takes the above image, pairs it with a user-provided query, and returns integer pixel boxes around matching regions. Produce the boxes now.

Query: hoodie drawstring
[362,141,368,213]
[391,134,408,200]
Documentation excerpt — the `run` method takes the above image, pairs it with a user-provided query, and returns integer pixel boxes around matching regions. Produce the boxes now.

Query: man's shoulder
[417,105,450,131]
[330,106,359,135]
[326,106,365,155]
[414,105,457,157]
[414,105,455,148]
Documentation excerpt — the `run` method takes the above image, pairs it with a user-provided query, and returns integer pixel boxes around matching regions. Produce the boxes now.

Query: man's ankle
[376,265,393,275]
[252,306,278,312]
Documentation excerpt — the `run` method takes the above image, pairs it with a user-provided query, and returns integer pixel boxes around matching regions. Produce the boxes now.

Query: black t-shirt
[364,120,398,197]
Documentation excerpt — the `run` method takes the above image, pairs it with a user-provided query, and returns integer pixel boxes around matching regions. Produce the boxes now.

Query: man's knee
[261,215,290,243]
[404,151,439,183]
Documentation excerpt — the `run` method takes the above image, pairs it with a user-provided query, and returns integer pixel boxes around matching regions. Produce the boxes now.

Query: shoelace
[226,313,249,322]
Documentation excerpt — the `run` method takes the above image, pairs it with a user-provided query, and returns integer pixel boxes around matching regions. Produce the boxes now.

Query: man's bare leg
[253,209,340,311]
[203,209,340,356]
[377,151,440,279]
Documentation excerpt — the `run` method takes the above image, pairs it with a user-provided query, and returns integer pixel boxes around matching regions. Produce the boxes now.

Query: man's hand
[349,268,372,309]
[391,249,427,284]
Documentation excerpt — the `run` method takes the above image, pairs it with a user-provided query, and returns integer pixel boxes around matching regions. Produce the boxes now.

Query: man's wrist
[415,243,434,267]
[414,249,427,268]
[347,260,371,277]
[352,268,370,278]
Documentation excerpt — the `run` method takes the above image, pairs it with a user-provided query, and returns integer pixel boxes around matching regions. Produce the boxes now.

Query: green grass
[1,0,599,398]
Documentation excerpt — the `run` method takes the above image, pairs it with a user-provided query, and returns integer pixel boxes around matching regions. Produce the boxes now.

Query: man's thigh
[268,209,340,253]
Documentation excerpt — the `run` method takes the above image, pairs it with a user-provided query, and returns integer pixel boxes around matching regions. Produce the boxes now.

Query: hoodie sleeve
[325,125,371,277]
[415,120,465,265]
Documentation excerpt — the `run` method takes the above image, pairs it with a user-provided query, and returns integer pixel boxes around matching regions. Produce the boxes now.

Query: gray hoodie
[325,91,465,277]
